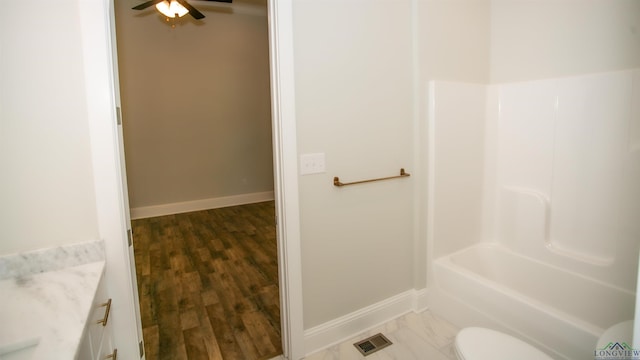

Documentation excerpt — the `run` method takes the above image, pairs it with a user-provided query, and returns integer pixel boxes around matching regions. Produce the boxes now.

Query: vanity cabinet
[78,275,117,360]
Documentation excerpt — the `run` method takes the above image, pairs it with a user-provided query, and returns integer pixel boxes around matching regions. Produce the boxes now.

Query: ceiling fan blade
[176,0,205,19]
[132,0,164,10]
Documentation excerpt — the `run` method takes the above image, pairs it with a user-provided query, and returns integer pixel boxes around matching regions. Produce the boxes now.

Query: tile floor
[271,310,459,360]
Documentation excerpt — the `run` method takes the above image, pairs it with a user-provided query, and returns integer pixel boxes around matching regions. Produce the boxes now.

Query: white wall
[418,0,491,83]
[490,0,640,83]
[0,0,99,254]
[290,0,493,331]
[293,0,415,329]
[115,1,273,211]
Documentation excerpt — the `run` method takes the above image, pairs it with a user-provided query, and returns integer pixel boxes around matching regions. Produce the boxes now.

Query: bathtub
[428,243,636,359]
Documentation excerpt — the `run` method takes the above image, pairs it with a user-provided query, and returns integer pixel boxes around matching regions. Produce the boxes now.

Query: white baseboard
[304,288,429,356]
[130,191,275,219]
[413,288,429,312]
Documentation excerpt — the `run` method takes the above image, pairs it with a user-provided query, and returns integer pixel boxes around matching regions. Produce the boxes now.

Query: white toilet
[454,327,553,360]
[596,320,634,353]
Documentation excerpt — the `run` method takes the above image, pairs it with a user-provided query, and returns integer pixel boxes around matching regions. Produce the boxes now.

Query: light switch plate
[299,153,326,175]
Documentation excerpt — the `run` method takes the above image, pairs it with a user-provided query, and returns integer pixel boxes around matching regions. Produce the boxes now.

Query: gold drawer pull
[97,298,112,327]
[105,348,117,360]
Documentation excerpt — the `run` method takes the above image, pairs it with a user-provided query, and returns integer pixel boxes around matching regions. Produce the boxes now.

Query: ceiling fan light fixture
[155,0,189,18]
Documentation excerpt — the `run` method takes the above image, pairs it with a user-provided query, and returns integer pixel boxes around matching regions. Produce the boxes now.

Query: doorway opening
[113,1,281,358]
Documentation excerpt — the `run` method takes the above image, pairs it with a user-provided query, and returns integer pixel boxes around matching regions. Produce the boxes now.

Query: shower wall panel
[493,70,640,291]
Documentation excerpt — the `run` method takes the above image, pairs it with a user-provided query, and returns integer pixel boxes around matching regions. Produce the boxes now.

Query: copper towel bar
[333,168,410,187]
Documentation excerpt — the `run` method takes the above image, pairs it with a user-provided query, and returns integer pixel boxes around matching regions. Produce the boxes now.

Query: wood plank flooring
[132,201,281,360]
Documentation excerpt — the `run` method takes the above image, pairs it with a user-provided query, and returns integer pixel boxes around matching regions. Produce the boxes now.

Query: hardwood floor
[132,201,282,360]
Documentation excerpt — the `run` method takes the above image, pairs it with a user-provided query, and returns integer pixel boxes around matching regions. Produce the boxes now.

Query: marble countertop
[0,241,105,359]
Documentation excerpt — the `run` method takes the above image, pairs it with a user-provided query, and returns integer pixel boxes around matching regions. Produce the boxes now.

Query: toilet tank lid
[456,327,553,360]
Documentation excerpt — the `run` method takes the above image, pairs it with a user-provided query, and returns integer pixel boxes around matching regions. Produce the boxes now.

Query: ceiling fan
[132,0,233,20]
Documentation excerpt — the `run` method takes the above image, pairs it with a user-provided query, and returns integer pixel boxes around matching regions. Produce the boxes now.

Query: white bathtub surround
[427,69,640,360]
[0,239,104,280]
[305,310,458,360]
[0,241,106,359]
[492,72,639,288]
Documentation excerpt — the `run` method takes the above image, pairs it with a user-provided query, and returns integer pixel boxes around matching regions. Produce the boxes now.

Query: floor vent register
[353,333,393,356]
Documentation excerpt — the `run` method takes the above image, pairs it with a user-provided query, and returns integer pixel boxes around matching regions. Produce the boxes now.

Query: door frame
[81,0,144,358]
[86,0,305,359]
[267,0,305,358]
